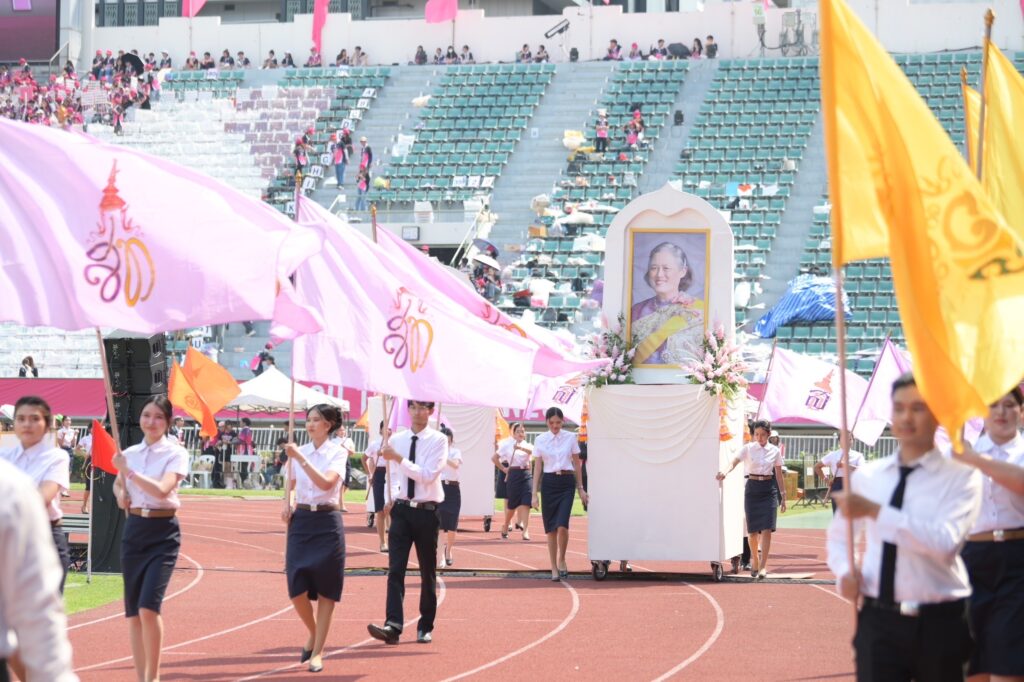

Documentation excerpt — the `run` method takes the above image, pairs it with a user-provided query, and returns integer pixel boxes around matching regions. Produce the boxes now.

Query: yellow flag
[976,40,1024,237]
[960,72,981,174]
[821,0,1024,445]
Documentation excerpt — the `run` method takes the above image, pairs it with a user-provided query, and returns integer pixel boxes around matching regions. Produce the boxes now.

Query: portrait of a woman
[629,238,706,366]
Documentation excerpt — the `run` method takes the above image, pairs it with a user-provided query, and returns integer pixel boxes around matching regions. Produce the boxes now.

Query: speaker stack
[92,333,168,572]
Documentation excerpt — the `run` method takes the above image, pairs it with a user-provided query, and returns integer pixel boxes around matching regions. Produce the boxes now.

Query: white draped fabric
[441,405,498,518]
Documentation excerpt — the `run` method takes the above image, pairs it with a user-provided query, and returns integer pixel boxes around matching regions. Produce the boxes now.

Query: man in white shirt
[0,459,78,682]
[827,373,982,681]
[367,400,448,646]
[815,430,865,514]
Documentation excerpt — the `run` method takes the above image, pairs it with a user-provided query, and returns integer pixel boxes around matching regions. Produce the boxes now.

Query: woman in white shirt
[281,404,348,674]
[531,407,588,581]
[499,423,534,541]
[437,425,463,566]
[112,396,189,682]
[717,419,787,579]
[0,396,71,592]
[362,421,391,552]
[493,432,514,538]
[955,387,1024,681]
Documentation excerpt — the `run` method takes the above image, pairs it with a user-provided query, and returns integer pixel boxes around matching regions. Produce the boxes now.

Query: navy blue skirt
[494,465,509,499]
[439,482,461,531]
[371,468,387,513]
[121,515,181,617]
[51,523,70,594]
[286,509,346,602]
[744,478,778,534]
[541,473,575,533]
[506,468,533,509]
[963,538,1024,675]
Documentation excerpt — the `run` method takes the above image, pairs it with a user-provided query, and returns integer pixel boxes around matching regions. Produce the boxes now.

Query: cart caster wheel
[712,562,724,582]
[592,561,609,581]
[730,556,741,575]
[483,517,492,532]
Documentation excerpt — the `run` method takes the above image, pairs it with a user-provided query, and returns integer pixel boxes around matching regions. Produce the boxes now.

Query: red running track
[64,497,857,680]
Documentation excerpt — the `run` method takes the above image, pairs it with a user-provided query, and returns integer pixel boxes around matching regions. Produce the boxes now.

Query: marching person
[953,387,1024,682]
[0,459,78,682]
[0,396,72,592]
[112,396,189,682]
[827,373,982,681]
[531,407,588,582]
[492,429,514,538]
[76,426,94,514]
[281,404,348,674]
[334,424,356,512]
[499,422,533,541]
[368,400,448,645]
[438,425,462,567]
[717,419,787,579]
[815,429,865,514]
[362,421,391,551]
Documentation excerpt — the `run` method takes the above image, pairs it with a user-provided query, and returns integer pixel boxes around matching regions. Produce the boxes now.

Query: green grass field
[64,573,123,615]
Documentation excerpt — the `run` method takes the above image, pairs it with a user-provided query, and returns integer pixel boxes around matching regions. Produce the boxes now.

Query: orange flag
[91,419,119,474]
[354,409,369,430]
[168,348,240,438]
[495,410,511,442]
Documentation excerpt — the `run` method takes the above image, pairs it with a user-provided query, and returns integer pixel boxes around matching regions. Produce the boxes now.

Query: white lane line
[439,578,581,682]
[649,582,726,682]
[810,583,850,604]
[68,552,205,631]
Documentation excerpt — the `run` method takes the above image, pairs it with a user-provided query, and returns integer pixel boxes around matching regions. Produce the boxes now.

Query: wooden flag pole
[975,9,995,182]
[833,267,858,624]
[381,395,394,506]
[95,328,127,522]
[754,337,778,421]
[284,377,296,517]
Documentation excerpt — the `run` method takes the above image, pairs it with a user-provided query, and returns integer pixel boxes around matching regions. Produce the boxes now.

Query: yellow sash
[634,301,705,365]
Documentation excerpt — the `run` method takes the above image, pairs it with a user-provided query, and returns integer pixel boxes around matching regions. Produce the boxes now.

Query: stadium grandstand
[3,0,1023,386]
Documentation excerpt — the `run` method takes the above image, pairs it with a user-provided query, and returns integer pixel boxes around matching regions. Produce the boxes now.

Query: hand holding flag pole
[94,328,129,518]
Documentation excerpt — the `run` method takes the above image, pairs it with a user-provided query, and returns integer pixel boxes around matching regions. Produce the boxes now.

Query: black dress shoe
[300,648,313,663]
[367,623,400,645]
[417,630,432,644]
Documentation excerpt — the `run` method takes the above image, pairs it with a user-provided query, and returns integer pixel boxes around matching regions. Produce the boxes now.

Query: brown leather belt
[442,480,460,487]
[509,466,529,471]
[548,470,574,476]
[129,508,177,518]
[967,528,1024,543]
[296,503,340,512]
[746,474,773,481]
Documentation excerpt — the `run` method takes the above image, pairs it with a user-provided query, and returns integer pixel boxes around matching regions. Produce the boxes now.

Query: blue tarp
[754,274,852,338]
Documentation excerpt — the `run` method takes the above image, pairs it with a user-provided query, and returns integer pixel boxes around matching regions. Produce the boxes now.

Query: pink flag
[424,0,457,23]
[312,0,329,54]
[0,119,320,333]
[524,373,587,425]
[759,347,871,438]
[287,199,541,408]
[375,227,607,379]
[181,0,207,18]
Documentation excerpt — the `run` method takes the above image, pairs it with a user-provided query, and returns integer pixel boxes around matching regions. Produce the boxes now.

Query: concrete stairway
[486,61,616,260]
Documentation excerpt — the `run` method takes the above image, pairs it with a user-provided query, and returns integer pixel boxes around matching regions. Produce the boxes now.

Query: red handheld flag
[91,419,119,474]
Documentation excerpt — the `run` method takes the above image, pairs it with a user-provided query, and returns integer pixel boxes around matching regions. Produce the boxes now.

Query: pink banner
[312,0,329,53]
[424,0,457,23]
[181,0,206,18]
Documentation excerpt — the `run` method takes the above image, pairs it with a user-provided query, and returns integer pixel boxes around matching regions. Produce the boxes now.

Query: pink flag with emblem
[287,198,540,408]
[0,118,320,333]
[424,0,457,23]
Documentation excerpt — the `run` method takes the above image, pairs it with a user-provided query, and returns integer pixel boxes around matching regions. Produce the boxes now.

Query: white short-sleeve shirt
[737,442,783,476]
[970,433,1024,534]
[123,436,190,510]
[819,448,865,478]
[292,440,347,505]
[0,441,71,521]
[497,438,532,468]
[442,446,463,483]
[533,430,580,473]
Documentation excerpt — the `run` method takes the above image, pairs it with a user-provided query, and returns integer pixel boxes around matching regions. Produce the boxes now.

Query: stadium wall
[81,1,1024,70]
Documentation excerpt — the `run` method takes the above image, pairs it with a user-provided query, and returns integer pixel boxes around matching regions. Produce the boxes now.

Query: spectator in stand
[282,52,296,68]
[604,39,623,61]
[294,137,309,173]
[331,132,349,188]
[691,37,704,58]
[534,45,550,63]
[339,126,353,156]
[306,47,323,67]
[91,50,105,78]
[351,46,368,66]
[263,436,288,488]
[184,52,199,70]
[359,136,373,177]
[19,356,38,378]
[594,116,609,153]
[263,50,279,69]
[169,417,187,446]
[237,51,251,68]
[63,60,75,79]
[705,35,718,59]
[302,126,315,146]
[335,49,349,66]
[432,47,444,65]
[625,43,644,61]
[159,50,172,69]
[355,168,369,211]
[251,343,274,377]
[460,45,475,64]
[650,38,669,59]
[413,46,428,65]
[444,46,459,64]
[517,44,532,63]
[199,52,216,70]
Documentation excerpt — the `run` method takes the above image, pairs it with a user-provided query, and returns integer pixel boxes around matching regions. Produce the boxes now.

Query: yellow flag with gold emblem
[960,71,981,174]
[821,0,1024,446]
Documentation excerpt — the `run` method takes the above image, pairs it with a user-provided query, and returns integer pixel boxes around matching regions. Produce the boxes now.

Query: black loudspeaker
[89,470,126,572]
[115,423,145,451]
[112,394,165,427]
[105,336,167,394]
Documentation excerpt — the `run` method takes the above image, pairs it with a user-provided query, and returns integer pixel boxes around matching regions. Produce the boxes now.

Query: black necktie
[878,466,915,603]
[407,435,418,500]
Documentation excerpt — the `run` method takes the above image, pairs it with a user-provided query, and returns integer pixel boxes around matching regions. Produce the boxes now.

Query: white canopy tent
[226,366,350,412]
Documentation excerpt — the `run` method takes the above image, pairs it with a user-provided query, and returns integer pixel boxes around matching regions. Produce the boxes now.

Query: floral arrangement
[682,324,748,441]
[585,314,638,388]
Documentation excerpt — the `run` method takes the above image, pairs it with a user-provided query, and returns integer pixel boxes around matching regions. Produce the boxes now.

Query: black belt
[0,658,8,682]
[296,503,340,512]
[547,470,574,476]
[394,499,438,511]
[51,519,63,528]
[509,466,529,471]
[861,596,966,618]
[442,481,460,487]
